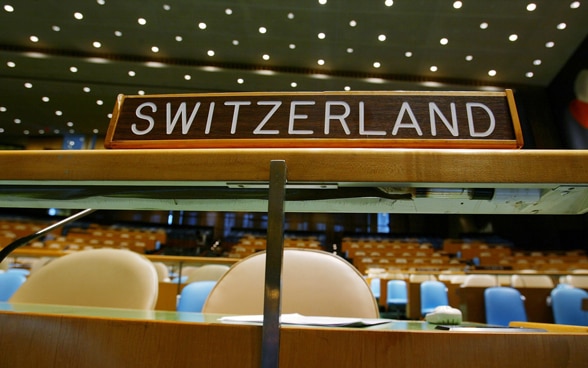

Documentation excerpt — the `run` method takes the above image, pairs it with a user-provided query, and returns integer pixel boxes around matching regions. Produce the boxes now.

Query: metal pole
[261,160,287,368]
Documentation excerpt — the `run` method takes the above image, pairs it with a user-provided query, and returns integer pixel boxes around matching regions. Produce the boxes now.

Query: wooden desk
[1,303,586,368]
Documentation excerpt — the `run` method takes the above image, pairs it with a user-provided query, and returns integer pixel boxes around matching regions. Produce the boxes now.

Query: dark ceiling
[0,0,587,138]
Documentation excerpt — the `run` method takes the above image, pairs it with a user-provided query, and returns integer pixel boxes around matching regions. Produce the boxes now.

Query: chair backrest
[566,275,588,289]
[152,262,171,282]
[185,264,230,283]
[420,280,448,316]
[10,249,159,309]
[484,286,527,326]
[202,249,380,318]
[370,278,380,300]
[551,287,588,326]
[511,274,554,288]
[0,272,27,302]
[177,281,217,312]
[461,274,497,287]
[386,279,408,305]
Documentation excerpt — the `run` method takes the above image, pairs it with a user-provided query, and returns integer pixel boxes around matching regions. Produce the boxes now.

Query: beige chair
[152,261,171,282]
[202,249,380,318]
[460,274,498,287]
[511,274,554,288]
[184,264,230,283]
[10,248,159,309]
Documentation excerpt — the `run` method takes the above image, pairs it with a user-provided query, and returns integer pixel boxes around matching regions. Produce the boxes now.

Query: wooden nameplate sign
[104,90,523,149]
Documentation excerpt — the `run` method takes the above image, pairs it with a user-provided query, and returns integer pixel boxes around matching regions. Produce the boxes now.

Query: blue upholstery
[551,286,588,326]
[420,280,448,316]
[387,280,408,307]
[370,278,380,301]
[0,272,27,302]
[177,281,217,312]
[484,287,527,326]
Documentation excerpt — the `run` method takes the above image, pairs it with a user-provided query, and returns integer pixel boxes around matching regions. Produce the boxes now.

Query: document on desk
[219,313,392,327]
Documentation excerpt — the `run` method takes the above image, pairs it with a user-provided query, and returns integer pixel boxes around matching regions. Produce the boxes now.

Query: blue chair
[551,286,588,326]
[484,286,527,326]
[0,272,27,302]
[387,279,408,318]
[370,278,380,302]
[420,280,448,316]
[177,281,217,312]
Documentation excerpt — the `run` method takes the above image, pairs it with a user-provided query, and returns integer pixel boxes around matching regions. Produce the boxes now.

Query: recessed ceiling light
[69,66,78,73]
[509,34,518,42]
[96,100,104,105]
[24,82,32,88]
[232,40,239,45]
[52,25,60,32]
[570,1,580,9]
[545,41,555,48]
[198,22,207,30]
[138,18,147,25]
[385,0,394,7]
[29,35,39,43]
[465,55,473,61]
[349,20,357,27]
[318,32,326,39]
[83,87,91,92]
[440,38,448,45]
[378,34,386,41]
[557,22,567,30]
[152,46,160,53]
[453,1,463,9]
[55,110,63,116]
[259,26,267,34]
[97,0,106,5]
[0,128,4,133]
[405,51,413,57]
[488,70,497,77]
[262,54,270,60]
[207,50,215,56]
[317,59,325,65]
[347,48,354,53]
[7,61,15,67]
[93,129,99,134]
[67,122,74,127]
[114,31,123,37]
[93,41,101,48]
[430,66,438,72]
[290,82,297,88]
[318,0,327,5]
[14,118,21,124]
[225,8,233,15]
[163,4,171,11]
[533,59,542,65]
[128,71,136,77]
[74,12,84,20]
[480,22,489,29]
[184,74,191,80]
[42,96,49,102]
[526,3,537,11]
[373,62,381,68]
[289,44,296,49]
[287,12,295,19]
[526,72,534,78]
[4,5,14,12]
[0,107,6,112]
[175,36,183,42]
[237,78,244,84]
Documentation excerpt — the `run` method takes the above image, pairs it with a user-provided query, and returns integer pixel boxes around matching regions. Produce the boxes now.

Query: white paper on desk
[218,313,391,327]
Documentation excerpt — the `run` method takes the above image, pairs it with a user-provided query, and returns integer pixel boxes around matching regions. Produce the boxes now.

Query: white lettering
[253,101,281,135]
[324,101,351,135]
[224,101,252,134]
[358,101,386,136]
[166,102,200,134]
[429,102,458,136]
[466,102,495,137]
[204,102,215,134]
[132,102,156,135]
[289,101,315,134]
[392,102,423,136]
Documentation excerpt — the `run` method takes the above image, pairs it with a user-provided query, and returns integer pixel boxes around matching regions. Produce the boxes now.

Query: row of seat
[227,235,322,258]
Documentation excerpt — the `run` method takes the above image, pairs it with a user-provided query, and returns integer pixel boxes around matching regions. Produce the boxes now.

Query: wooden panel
[1,149,588,185]
[1,310,587,368]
